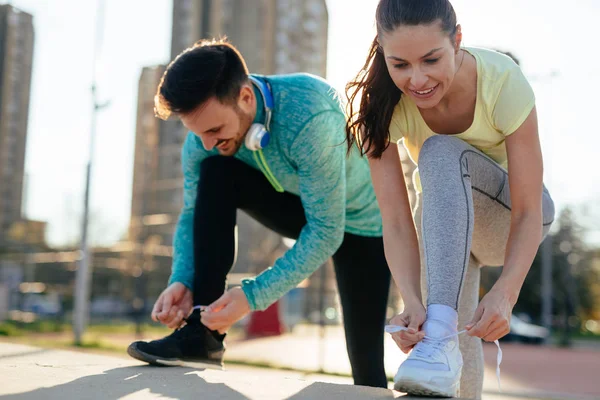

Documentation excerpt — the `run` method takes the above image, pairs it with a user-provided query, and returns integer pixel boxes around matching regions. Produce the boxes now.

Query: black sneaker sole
[127,343,224,370]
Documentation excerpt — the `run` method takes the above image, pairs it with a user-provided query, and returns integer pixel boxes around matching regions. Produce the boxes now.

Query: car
[500,314,550,345]
[22,293,62,317]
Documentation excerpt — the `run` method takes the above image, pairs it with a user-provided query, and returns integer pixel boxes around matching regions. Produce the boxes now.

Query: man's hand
[466,286,515,342]
[201,287,251,334]
[151,282,193,329]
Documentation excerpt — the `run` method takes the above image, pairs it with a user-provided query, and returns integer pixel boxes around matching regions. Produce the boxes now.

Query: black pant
[193,156,390,388]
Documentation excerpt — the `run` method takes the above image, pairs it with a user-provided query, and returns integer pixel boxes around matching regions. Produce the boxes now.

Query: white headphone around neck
[245,76,274,151]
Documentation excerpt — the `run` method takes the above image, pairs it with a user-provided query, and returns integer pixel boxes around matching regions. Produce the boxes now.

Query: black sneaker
[127,309,225,369]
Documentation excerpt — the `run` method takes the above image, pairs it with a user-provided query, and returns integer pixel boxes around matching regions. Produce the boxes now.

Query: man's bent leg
[127,156,306,368]
[193,156,306,306]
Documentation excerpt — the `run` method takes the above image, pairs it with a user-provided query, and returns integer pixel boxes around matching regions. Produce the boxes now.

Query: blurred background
[0,0,598,397]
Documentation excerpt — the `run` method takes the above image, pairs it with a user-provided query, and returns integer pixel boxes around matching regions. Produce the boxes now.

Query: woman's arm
[368,143,422,307]
[497,106,544,301]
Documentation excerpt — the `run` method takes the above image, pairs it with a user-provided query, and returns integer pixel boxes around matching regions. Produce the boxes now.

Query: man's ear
[237,84,254,113]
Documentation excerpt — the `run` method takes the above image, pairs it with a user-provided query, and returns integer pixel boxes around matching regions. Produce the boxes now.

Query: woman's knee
[419,135,466,166]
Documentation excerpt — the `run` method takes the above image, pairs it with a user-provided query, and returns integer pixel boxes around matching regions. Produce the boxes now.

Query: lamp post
[73,0,110,345]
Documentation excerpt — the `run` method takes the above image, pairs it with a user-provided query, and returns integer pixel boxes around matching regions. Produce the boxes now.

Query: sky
[8,0,600,246]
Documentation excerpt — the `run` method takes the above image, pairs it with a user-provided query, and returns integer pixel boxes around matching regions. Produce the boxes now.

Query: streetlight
[73,0,110,345]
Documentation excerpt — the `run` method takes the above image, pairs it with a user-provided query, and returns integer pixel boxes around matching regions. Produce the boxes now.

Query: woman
[346,0,555,397]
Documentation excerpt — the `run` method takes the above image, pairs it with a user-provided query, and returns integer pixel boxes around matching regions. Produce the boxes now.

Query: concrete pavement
[0,342,423,399]
[0,341,591,400]
[224,325,600,399]
[2,323,598,400]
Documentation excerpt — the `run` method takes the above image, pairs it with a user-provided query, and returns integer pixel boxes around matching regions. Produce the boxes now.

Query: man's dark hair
[154,38,249,120]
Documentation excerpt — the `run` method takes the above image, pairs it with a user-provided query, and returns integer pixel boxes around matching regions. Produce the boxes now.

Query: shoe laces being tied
[385,325,504,392]
[412,336,449,361]
[173,306,203,332]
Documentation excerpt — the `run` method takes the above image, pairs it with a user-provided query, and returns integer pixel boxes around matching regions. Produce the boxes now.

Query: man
[126,39,391,388]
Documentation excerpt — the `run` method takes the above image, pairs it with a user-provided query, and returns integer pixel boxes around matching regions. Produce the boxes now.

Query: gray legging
[402,135,555,398]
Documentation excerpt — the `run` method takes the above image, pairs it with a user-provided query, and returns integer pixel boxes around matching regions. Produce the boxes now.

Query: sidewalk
[0,342,561,400]
[224,325,600,399]
[87,324,598,399]
[0,342,404,400]
[2,324,598,399]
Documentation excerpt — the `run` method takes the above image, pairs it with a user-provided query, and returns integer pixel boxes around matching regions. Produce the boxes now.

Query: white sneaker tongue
[423,319,455,339]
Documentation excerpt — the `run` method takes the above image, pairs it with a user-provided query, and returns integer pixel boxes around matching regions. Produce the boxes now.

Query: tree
[481,207,597,342]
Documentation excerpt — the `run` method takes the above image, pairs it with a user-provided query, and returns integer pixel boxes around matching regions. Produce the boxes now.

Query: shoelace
[413,337,446,359]
[385,325,503,392]
[174,305,205,331]
[172,316,196,336]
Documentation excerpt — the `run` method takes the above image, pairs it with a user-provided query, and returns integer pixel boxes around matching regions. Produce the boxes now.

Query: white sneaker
[393,320,463,397]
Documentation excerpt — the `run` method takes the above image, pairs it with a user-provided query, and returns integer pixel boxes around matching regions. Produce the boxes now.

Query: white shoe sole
[394,367,461,397]
[394,378,458,398]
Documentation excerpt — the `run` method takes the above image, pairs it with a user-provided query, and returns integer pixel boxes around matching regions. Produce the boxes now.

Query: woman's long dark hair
[345,0,457,158]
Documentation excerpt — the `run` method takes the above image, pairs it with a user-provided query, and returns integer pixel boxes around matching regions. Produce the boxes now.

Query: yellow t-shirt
[389,47,535,190]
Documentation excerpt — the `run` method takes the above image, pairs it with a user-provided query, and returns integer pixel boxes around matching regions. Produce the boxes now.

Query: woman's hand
[389,301,426,353]
[466,286,517,342]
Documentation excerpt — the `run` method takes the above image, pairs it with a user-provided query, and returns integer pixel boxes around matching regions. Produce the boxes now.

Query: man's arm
[241,111,347,311]
[168,132,210,290]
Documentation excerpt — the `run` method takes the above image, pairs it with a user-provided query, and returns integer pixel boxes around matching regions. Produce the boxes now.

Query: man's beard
[217,137,243,156]
[219,106,253,156]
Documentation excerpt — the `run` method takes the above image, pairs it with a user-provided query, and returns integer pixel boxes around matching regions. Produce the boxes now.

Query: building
[0,5,34,245]
[127,65,181,308]
[171,0,328,76]
[128,65,181,250]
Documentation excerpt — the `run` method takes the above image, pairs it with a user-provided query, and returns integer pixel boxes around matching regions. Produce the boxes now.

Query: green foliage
[0,320,66,335]
[481,207,598,335]
[0,322,22,336]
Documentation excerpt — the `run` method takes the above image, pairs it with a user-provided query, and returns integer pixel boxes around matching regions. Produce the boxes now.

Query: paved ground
[2,324,598,399]
[223,325,600,399]
[0,342,450,400]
